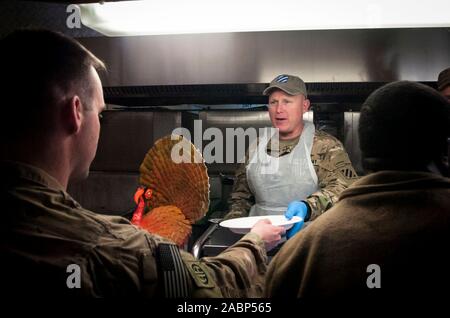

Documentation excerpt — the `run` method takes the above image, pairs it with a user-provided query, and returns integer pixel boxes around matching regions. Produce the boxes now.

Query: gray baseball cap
[263,74,307,97]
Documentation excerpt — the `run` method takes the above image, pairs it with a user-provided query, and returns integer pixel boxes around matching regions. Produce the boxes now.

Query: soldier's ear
[303,98,311,112]
[63,95,82,135]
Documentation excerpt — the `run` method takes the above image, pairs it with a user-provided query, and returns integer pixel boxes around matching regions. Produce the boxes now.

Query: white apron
[246,121,319,216]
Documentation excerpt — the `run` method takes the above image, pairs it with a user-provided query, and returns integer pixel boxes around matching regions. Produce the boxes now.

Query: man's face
[268,89,310,140]
[441,85,450,101]
[74,67,105,180]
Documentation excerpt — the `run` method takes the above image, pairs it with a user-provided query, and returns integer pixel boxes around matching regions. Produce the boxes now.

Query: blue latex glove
[284,201,308,239]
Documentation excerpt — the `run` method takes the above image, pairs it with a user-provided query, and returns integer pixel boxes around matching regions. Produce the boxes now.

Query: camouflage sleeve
[90,214,267,298]
[305,131,358,220]
[180,232,267,298]
[223,153,255,220]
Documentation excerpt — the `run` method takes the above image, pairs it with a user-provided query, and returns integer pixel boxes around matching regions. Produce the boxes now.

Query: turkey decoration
[131,134,210,246]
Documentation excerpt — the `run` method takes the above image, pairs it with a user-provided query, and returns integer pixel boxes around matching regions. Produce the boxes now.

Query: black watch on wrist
[301,200,312,221]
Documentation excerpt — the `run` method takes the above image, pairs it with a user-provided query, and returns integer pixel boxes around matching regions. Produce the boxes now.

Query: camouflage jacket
[1,161,267,298]
[225,130,358,221]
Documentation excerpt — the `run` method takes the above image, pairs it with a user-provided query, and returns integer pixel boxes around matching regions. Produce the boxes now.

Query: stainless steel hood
[2,2,448,84]
[79,28,449,85]
[77,28,449,106]
[2,2,449,102]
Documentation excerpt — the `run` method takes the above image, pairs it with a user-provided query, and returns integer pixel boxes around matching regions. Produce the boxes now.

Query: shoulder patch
[340,167,357,179]
[184,261,215,289]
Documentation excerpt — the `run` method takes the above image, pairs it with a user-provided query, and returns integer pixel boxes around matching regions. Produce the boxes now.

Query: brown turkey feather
[139,134,209,223]
[140,205,192,247]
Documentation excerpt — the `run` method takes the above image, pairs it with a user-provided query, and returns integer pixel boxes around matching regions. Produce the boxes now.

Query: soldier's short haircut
[0,29,106,141]
[359,81,450,172]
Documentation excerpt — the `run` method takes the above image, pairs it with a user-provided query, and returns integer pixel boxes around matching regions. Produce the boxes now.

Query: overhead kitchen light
[79,0,450,36]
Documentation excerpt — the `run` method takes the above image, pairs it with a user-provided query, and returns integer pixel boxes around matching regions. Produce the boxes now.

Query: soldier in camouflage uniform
[225,74,358,236]
[0,30,284,297]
